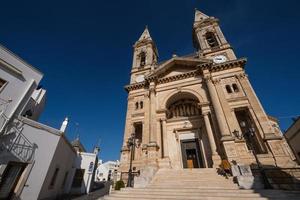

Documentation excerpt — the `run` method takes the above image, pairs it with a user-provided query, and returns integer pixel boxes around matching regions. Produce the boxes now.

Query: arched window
[135,102,139,110]
[232,83,239,92]
[140,52,146,67]
[225,85,232,93]
[167,99,201,119]
[205,32,219,48]
[140,101,143,109]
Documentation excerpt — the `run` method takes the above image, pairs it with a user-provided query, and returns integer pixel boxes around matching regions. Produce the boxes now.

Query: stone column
[122,95,134,147]
[147,82,159,161]
[149,82,157,143]
[203,112,217,155]
[203,73,232,140]
[143,92,150,145]
[162,118,169,158]
[203,112,221,167]
[214,79,239,134]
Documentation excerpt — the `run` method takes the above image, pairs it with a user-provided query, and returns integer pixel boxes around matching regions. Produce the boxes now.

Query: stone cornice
[126,70,202,92]
[125,82,146,92]
[0,58,23,76]
[202,58,247,72]
[0,44,43,77]
[156,70,200,84]
[125,58,247,92]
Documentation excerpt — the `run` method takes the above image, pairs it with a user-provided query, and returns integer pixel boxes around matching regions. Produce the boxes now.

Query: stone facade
[285,117,300,164]
[119,10,297,183]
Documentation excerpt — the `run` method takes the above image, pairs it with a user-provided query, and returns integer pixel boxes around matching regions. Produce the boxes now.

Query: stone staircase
[102,168,300,200]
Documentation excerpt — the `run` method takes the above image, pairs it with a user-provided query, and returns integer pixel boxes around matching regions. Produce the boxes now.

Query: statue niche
[167,99,201,119]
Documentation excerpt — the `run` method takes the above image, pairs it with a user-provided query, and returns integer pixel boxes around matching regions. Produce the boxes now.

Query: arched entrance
[165,92,207,169]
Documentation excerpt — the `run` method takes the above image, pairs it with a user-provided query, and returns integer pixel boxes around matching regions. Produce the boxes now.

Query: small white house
[69,139,99,195]
[95,160,120,182]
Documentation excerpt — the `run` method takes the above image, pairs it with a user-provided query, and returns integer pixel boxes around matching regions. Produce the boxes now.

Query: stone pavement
[63,181,112,200]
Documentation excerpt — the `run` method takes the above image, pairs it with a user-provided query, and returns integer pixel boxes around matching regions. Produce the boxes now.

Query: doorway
[0,162,26,200]
[181,139,204,168]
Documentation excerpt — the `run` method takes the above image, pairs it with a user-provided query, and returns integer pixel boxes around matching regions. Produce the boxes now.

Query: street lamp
[233,121,272,189]
[126,133,140,187]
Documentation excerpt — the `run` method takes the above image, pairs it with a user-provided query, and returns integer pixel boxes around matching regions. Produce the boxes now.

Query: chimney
[60,117,69,133]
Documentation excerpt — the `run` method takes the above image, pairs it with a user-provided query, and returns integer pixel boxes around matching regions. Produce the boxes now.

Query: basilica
[119,9,297,186]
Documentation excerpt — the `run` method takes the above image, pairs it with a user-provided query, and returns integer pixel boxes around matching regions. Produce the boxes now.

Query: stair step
[121,188,255,193]
[103,168,300,200]
[103,195,270,200]
[115,191,263,197]
[114,189,300,198]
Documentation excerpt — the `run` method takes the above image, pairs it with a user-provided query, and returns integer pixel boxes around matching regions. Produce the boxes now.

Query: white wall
[70,152,97,194]
[38,136,76,200]
[0,45,43,130]
[95,161,119,182]
[18,118,61,200]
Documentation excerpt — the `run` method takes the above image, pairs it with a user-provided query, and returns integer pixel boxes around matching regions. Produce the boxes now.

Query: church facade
[119,10,297,181]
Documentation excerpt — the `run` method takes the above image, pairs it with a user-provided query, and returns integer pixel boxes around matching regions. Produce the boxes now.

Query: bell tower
[193,9,236,61]
[130,27,158,84]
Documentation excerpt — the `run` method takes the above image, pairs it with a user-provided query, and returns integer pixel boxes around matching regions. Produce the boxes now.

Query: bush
[114,180,125,190]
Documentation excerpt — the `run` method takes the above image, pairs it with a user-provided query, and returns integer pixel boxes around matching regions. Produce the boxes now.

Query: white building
[95,160,120,182]
[69,138,99,195]
[0,44,99,199]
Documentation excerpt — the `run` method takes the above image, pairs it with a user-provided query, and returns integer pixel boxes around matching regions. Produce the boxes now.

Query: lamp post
[233,121,272,189]
[126,133,139,187]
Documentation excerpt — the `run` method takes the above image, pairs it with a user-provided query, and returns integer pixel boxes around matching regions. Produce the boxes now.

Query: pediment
[148,57,211,79]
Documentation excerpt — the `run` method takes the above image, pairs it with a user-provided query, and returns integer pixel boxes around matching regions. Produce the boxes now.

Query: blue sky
[1,0,299,161]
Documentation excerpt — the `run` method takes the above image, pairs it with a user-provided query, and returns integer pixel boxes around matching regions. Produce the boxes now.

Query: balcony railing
[0,97,12,134]
[0,118,36,162]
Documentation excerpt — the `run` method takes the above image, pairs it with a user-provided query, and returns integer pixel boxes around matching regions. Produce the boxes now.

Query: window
[205,32,219,48]
[135,101,143,110]
[72,169,85,188]
[225,85,232,93]
[61,171,68,189]
[140,101,143,109]
[140,52,146,67]
[0,78,6,90]
[49,168,59,188]
[232,83,239,92]
[99,173,103,177]
[167,99,201,119]
[134,122,143,145]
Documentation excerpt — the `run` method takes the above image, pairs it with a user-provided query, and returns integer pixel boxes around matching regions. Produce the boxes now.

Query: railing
[8,132,35,162]
[0,97,11,134]
[0,118,35,162]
